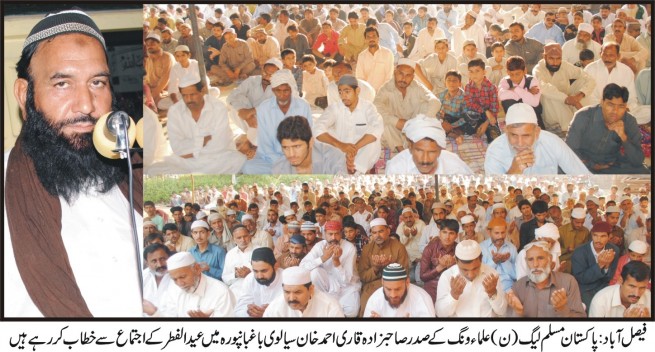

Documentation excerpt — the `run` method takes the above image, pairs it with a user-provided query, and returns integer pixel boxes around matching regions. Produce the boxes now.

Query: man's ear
[14,78,28,121]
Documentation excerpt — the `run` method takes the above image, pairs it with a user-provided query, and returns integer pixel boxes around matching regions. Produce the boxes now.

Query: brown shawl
[5,137,143,317]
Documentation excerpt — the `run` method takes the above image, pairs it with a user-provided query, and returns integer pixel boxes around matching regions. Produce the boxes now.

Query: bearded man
[5,8,144,317]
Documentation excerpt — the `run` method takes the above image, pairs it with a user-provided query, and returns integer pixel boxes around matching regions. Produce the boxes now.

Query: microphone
[92,111,136,159]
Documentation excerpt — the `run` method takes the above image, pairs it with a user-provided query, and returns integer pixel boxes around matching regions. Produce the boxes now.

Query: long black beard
[383,286,409,309]
[546,63,561,73]
[20,80,127,204]
[255,270,276,286]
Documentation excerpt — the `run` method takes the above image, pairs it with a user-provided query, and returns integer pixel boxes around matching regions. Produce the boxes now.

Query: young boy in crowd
[575,49,595,68]
[437,70,467,145]
[457,40,487,84]
[281,48,303,94]
[464,58,500,142]
[486,42,507,86]
[301,54,329,109]
[498,56,543,129]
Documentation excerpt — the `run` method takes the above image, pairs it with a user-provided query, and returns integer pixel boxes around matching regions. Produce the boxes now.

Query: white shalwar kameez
[436,263,507,317]
[408,27,447,61]
[386,149,473,175]
[154,274,236,317]
[355,46,395,91]
[222,243,259,299]
[234,268,284,317]
[262,288,345,317]
[327,79,376,107]
[363,283,436,317]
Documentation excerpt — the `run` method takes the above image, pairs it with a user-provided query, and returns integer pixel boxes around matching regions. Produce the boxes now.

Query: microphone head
[93,111,136,159]
[106,111,130,136]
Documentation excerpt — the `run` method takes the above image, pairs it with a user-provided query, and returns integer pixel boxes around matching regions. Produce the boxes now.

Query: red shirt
[312,30,339,55]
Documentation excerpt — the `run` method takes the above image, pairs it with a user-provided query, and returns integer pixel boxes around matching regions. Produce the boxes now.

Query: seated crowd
[141,175,652,317]
[143,3,651,175]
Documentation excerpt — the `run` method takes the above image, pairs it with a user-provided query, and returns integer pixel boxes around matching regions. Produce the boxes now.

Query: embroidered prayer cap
[370,217,388,228]
[191,220,209,230]
[301,221,317,232]
[290,234,306,245]
[167,252,196,271]
[288,221,300,230]
[175,44,190,52]
[461,215,475,224]
[178,73,201,88]
[251,247,276,266]
[196,211,208,220]
[590,221,612,234]
[324,220,342,231]
[431,202,446,210]
[282,266,311,286]
[337,74,359,87]
[241,214,255,223]
[145,31,161,42]
[455,240,482,261]
[397,58,416,69]
[487,217,507,228]
[207,213,222,222]
[605,206,620,214]
[226,209,237,216]
[492,203,506,210]
[505,103,538,125]
[578,23,593,35]
[535,223,560,241]
[284,209,295,217]
[543,43,562,57]
[628,240,648,255]
[586,196,600,206]
[571,208,586,219]
[23,8,106,50]
[382,263,407,281]
[402,114,447,148]
[265,57,283,69]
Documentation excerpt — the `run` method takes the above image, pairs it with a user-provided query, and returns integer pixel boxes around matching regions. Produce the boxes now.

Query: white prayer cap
[143,21,150,27]
[628,240,649,255]
[466,10,478,19]
[145,31,161,42]
[493,195,504,203]
[466,192,477,198]
[241,214,255,223]
[284,210,295,217]
[207,17,218,24]
[505,103,537,125]
[143,220,156,227]
[578,23,593,35]
[455,240,482,261]
[402,115,447,148]
[535,223,560,241]
[431,202,446,210]
[191,220,209,230]
[370,217,388,228]
[462,39,476,48]
[401,207,414,214]
[175,44,190,52]
[619,195,632,204]
[196,211,208,220]
[167,252,196,271]
[207,213,222,222]
[586,196,600,206]
[179,73,201,88]
[605,205,620,214]
[461,215,475,224]
[397,58,416,69]
[492,203,506,210]
[282,266,311,286]
[571,208,586,219]
[226,209,237,216]
[223,28,236,35]
[264,57,283,69]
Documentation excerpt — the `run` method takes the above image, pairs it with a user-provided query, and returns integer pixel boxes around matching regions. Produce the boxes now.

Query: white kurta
[436,263,508,317]
[364,283,436,317]
[142,270,173,309]
[561,39,601,65]
[417,52,458,96]
[154,274,236,317]
[588,284,651,317]
[222,244,259,299]
[226,75,274,133]
[151,95,246,174]
[352,210,372,236]
[314,98,384,173]
[327,79,376,107]
[142,104,171,173]
[4,150,143,317]
[234,268,284,317]
[408,27,447,60]
[397,220,427,263]
[299,239,362,317]
[168,60,209,99]
[355,46,395,91]
[386,149,473,175]
[262,289,345,317]
[247,36,281,66]
[302,68,329,108]
[419,220,440,253]
[251,230,274,249]
[449,23,486,58]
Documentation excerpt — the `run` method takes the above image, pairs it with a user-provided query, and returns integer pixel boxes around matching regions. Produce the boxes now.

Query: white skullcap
[143,220,156,227]
[578,23,593,35]
[167,252,196,271]
[397,58,416,68]
[270,69,299,96]
[571,208,586,219]
[402,115,447,148]
[586,196,600,206]
[241,214,254,222]
[282,266,311,285]
[401,207,414,214]
[492,203,506,210]
[264,57,283,69]
[455,240,482,260]
[493,195,504,203]
[461,215,475,224]
[179,73,201,88]
[506,103,537,125]
[535,223,560,241]
[284,210,295,217]
[207,213,222,222]
[207,17,218,24]
[196,211,207,219]
[619,195,632,204]
[191,220,209,230]
[466,192,477,198]
[628,240,649,255]
[370,217,388,228]
[226,209,237,216]
[143,21,150,26]
[175,44,190,52]
[605,205,620,213]
[223,28,236,35]
[145,31,161,42]
[431,202,446,210]
[467,10,478,19]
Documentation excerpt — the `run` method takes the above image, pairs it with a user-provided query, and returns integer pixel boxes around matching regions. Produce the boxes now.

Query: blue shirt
[484,129,590,175]
[437,9,458,40]
[526,22,565,46]
[480,239,518,292]
[190,243,227,281]
[412,15,429,34]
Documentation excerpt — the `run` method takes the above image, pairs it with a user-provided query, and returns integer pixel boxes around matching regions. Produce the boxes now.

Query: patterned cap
[23,8,106,50]
[382,263,407,281]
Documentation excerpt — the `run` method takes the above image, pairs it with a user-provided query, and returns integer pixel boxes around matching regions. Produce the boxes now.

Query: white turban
[535,223,560,241]
[270,69,299,97]
[578,23,593,35]
[402,115,447,148]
